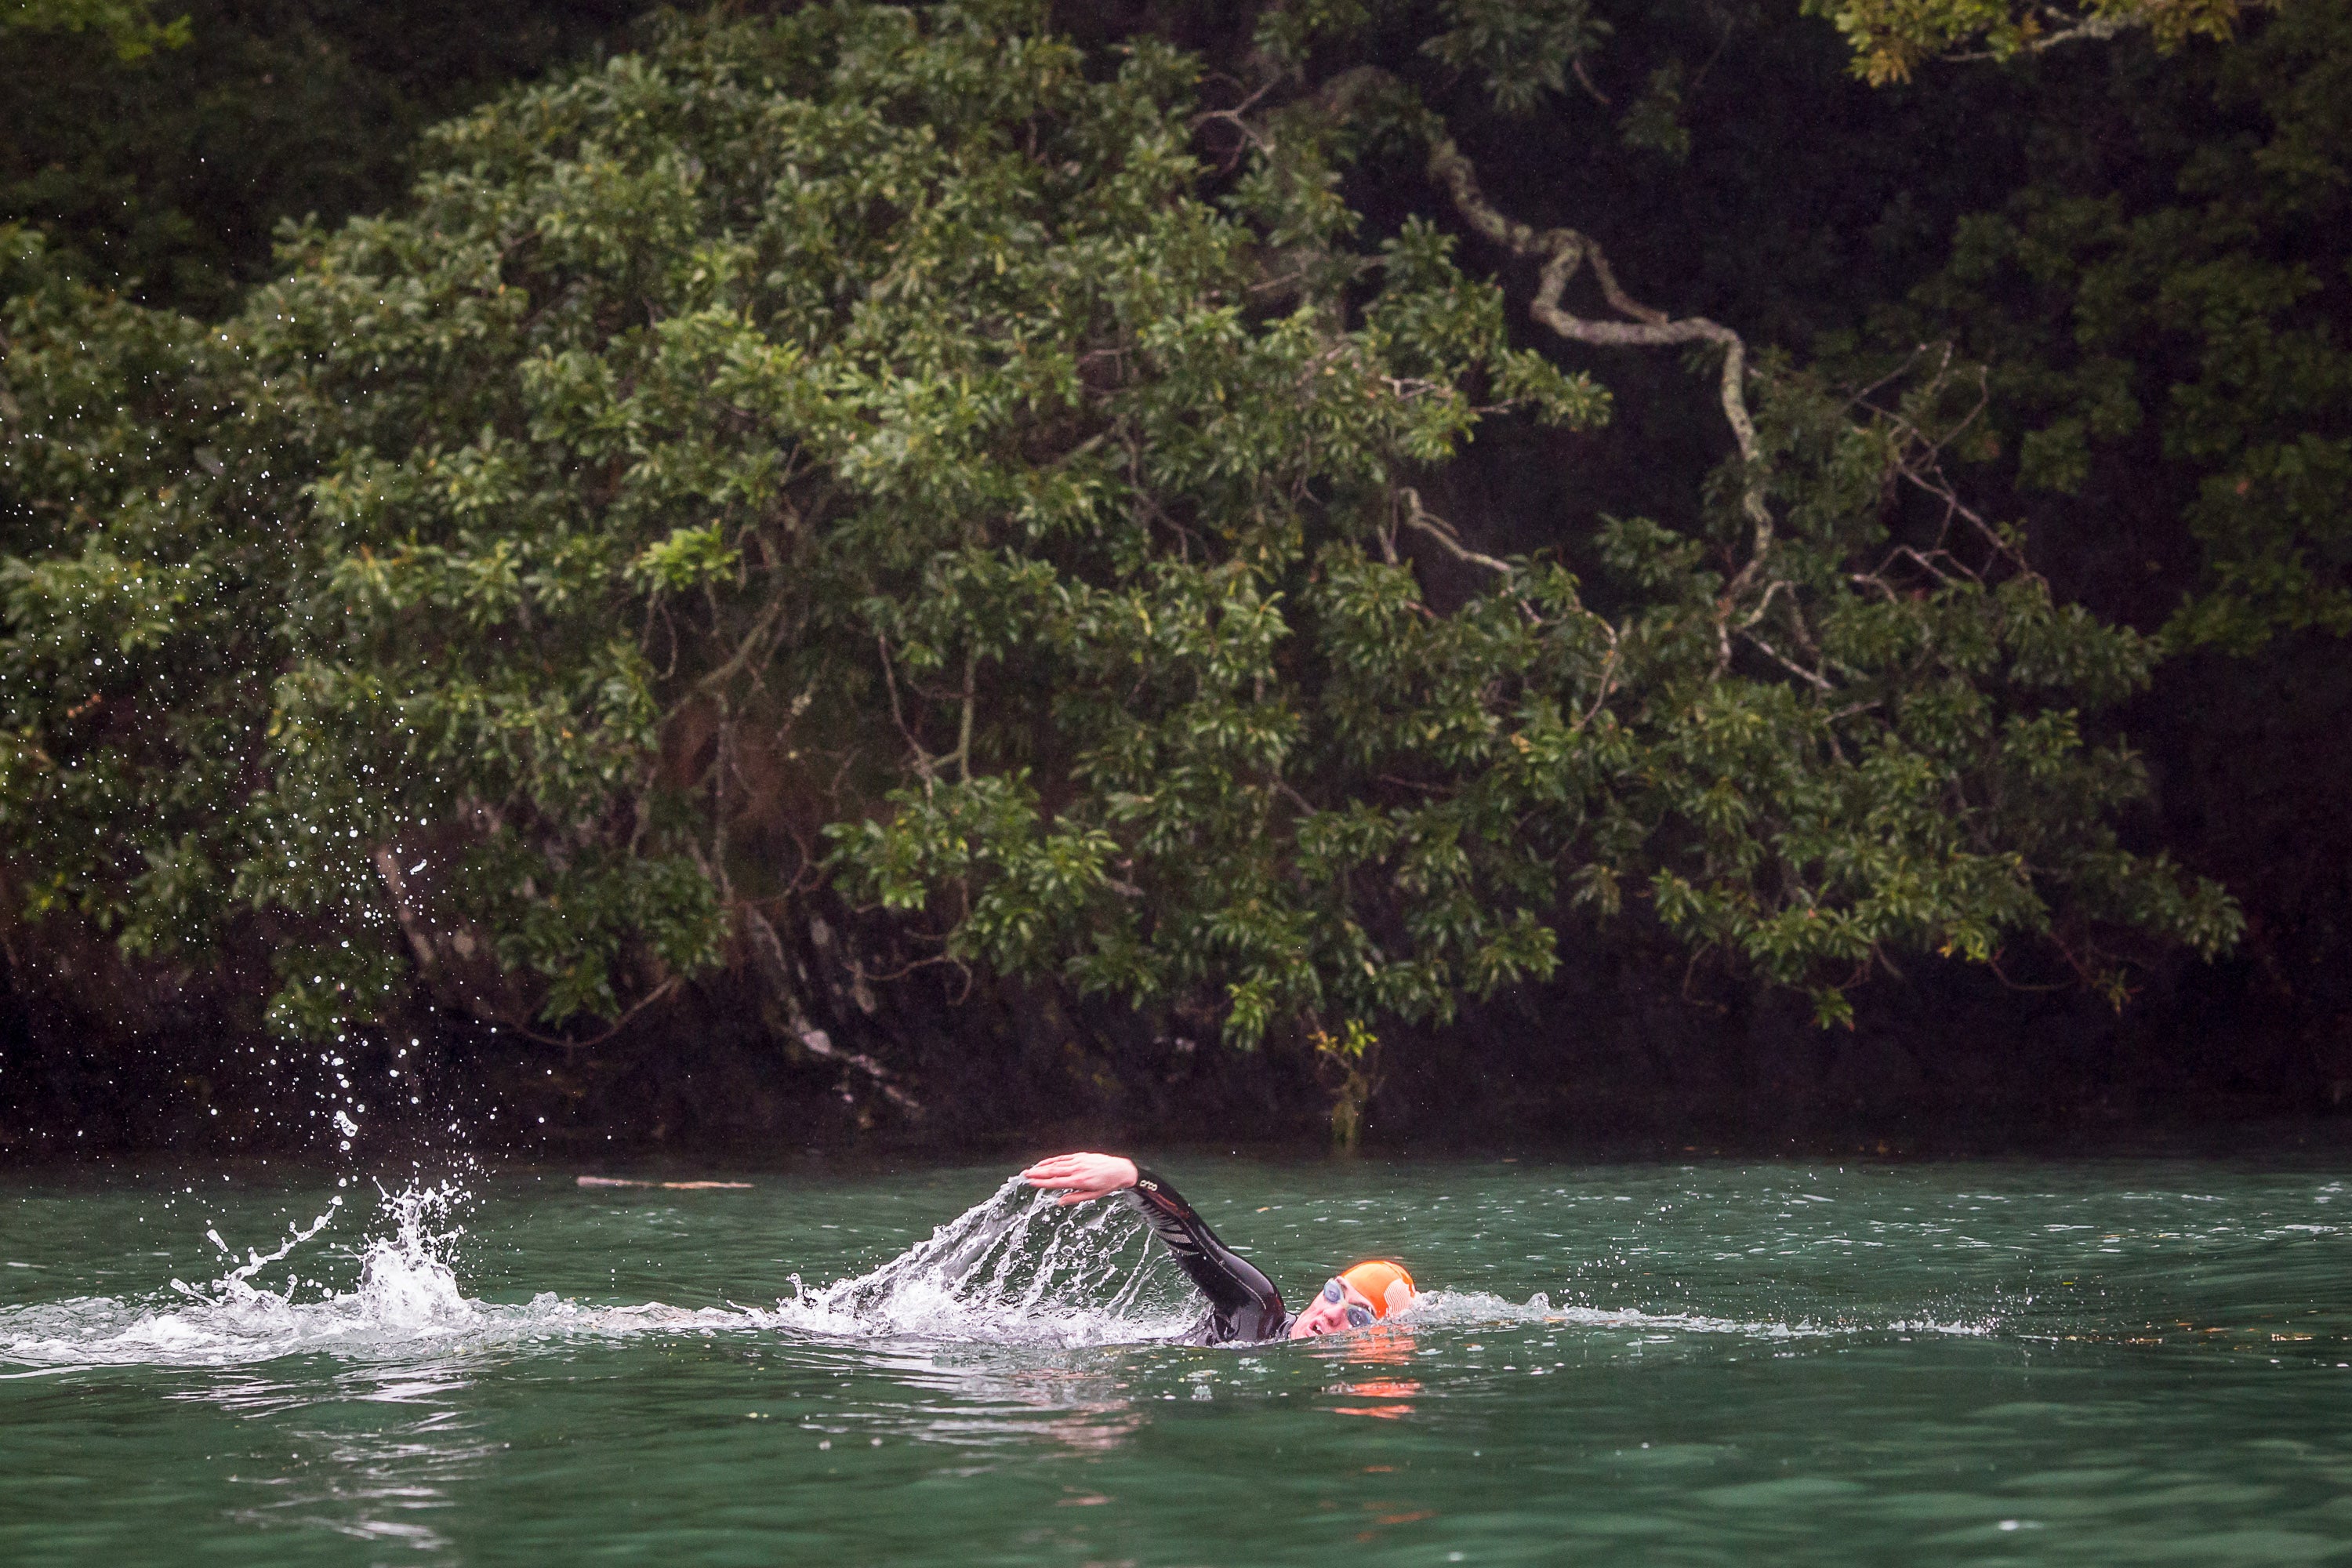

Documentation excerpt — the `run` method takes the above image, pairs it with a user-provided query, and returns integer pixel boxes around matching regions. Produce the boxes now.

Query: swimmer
[1021,1152,1417,1345]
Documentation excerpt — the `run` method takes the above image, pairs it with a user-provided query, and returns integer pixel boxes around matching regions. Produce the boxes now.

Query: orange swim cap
[1337,1261,1417,1319]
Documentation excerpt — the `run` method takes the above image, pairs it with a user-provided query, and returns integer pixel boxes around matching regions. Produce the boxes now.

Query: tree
[2,1,2238,1120]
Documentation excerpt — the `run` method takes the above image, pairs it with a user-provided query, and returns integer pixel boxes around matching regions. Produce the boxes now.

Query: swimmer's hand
[1021,1152,1138,1206]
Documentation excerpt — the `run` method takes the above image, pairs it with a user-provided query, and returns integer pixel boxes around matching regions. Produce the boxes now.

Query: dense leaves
[1,0,2246,1079]
[1895,0,2351,653]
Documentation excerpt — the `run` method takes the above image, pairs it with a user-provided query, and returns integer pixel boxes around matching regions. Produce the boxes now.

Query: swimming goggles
[1322,1278,1375,1328]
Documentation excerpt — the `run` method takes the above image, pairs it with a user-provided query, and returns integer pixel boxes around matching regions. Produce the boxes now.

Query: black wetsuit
[1120,1167,1291,1345]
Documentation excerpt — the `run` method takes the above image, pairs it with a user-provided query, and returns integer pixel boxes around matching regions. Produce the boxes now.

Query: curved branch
[1420,134,1777,637]
[1423,143,1762,473]
[1396,485,1513,576]
[503,975,681,1053]
[1944,13,2133,62]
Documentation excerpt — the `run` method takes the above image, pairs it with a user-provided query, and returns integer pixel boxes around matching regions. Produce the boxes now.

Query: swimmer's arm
[1123,1167,1286,1330]
[1021,1152,1285,1328]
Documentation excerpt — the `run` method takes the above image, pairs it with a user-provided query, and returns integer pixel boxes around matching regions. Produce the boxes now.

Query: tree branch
[500,976,682,1054]
[1396,485,1513,576]
[741,902,925,1119]
[1418,133,1776,619]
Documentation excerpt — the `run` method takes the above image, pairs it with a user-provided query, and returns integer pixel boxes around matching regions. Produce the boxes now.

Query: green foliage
[1,0,187,60]
[0,0,2239,1058]
[1617,60,1694,161]
[1900,0,2352,653]
[0,225,278,967]
[1581,356,2241,1007]
[1421,0,1610,113]
[0,0,644,315]
[1805,0,2257,84]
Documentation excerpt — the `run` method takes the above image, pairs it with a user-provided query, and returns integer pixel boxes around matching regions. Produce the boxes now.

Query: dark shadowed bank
[6,916,2347,1161]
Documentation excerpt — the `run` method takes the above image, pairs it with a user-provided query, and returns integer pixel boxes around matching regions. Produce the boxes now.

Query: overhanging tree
[2,0,2240,1122]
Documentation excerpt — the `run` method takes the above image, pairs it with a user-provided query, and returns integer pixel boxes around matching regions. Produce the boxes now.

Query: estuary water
[2,1151,2348,1566]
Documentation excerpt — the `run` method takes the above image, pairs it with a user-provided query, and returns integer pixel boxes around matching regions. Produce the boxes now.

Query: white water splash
[0,1184,503,1368]
[773,1178,1194,1347]
[0,1177,1196,1370]
[0,1178,1995,1372]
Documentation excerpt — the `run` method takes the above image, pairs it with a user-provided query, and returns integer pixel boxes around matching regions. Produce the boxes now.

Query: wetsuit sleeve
[1121,1167,1287,1342]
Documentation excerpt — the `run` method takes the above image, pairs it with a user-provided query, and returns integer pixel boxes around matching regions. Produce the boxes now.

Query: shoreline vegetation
[5,1112,2350,1173]
[5,0,2349,1159]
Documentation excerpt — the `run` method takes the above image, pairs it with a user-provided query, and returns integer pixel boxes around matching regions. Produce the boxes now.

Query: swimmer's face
[1287,1276,1375,1338]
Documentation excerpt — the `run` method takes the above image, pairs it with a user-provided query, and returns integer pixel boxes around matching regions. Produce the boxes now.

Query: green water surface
[4,1152,2350,1565]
